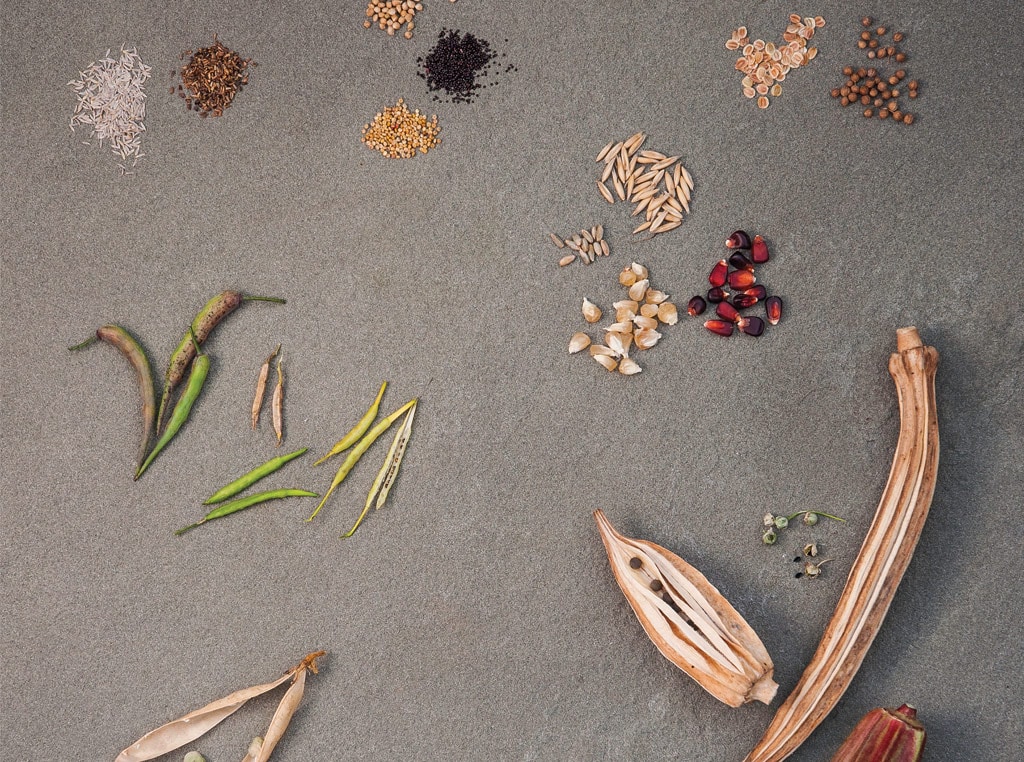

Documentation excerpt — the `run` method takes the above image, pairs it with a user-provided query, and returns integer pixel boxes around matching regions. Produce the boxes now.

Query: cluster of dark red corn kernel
[686,230,782,338]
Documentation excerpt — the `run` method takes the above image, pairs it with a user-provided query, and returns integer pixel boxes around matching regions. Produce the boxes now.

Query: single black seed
[629,556,642,569]
[794,556,802,562]
[795,572,804,578]
[650,579,663,592]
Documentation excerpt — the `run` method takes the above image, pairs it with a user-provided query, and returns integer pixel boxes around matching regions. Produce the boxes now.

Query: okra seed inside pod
[629,556,643,569]
[649,578,663,592]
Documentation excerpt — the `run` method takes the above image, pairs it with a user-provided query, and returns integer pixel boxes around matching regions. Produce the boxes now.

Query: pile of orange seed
[726,14,824,109]
[360,98,440,159]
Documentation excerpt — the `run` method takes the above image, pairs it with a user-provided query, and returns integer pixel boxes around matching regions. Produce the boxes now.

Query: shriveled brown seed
[600,240,610,257]
[594,224,603,241]
[549,232,564,248]
[581,229,594,244]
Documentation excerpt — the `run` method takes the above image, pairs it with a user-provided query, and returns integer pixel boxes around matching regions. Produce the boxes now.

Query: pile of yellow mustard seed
[360,98,441,159]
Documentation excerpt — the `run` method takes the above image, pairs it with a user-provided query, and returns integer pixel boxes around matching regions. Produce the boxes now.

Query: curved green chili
[175,488,318,535]
[313,381,387,466]
[157,290,286,433]
[204,447,309,505]
[70,324,156,467]
[136,330,210,480]
[307,398,416,522]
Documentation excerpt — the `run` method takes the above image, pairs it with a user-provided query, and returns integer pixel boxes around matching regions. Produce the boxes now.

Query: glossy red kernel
[744,285,767,301]
[751,234,770,263]
[739,316,765,336]
[729,252,755,271]
[716,301,741,322]
[704,319,734,337]
[765,295,783,325]
[727,270,756,289]
[725,230,751,250]
[732,293,758,309]
[706,287,729,303]
[687,296,707,316]
[709,259,728,287]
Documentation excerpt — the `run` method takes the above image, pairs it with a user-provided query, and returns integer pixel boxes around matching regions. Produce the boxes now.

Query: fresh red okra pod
[156,290,286,433]
[70,324,157,468]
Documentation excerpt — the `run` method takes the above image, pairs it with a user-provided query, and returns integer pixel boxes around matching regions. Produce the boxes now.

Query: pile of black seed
[417,29,514,103]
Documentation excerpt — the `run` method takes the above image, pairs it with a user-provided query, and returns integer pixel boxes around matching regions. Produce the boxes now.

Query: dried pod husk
[830,704,926,762]
[594,510,778,707]
[745,329,939,762]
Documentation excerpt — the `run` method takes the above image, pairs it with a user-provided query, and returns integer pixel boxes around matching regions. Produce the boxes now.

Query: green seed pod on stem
[156,290,285,433]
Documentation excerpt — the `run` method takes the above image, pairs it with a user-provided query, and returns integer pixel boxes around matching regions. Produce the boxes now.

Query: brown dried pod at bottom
[594,510,778,707]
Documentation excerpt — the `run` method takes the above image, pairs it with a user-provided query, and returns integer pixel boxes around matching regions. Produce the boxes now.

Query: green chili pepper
[175,488,318,535]
[307,398,417,522]
[136,329,209,480]
[313,381,387,466]
[203,448,309,505]
[70,324,157,468]
[157,290,286,434]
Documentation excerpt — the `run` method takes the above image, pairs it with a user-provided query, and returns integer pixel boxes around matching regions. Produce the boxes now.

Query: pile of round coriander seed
[360,98,441,159]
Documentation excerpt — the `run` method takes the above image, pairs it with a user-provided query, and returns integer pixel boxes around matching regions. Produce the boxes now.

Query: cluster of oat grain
[726,14,824,109]
[595,133,694,239]
[569,263,679,376]
[550,225,609,267]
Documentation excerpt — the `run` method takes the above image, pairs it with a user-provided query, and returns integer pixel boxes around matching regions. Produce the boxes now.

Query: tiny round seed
[649,579,663,592]
[629,556,642,569]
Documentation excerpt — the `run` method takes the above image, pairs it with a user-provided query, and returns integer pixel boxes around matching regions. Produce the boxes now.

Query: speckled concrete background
[2,1,1022,760]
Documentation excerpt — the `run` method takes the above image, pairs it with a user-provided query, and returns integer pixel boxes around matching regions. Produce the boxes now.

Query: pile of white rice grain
[68,46,151,171]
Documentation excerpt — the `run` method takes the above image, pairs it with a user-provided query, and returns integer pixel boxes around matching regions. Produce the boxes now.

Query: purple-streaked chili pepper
[70,324,156,467]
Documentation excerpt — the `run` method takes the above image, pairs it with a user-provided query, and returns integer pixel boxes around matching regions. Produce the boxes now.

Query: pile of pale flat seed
[726,14,825,109]
[569,263,679,376]
[595,133,694,239]
[550,225,608,267]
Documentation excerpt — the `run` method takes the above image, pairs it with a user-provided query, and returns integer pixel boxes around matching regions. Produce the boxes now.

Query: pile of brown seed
[568,263,679,376]
[831,17,919,124]
[360,98,441,158]
[176,35,252,117]
[595,133,694,239]
[550,225,609,267]
[726,14,824,109]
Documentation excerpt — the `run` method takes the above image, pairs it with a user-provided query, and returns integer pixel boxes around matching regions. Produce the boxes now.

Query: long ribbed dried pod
[745,327,939,762]
[594,510,778,707]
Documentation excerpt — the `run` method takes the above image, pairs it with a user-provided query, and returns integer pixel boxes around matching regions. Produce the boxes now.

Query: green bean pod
[313,380,387,466]
[204,447,309,505]
[306,398,417,522]
[136,344,210,480]
[175,488,318,535]
[70,324,157,468]
[157,290,286,433]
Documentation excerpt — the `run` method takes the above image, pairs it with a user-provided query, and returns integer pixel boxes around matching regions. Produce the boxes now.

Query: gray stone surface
[2,1,1022,760]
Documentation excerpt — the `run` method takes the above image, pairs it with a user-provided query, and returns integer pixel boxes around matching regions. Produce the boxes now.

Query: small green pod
[204,448,308,504]
[136,350,210,480]
[175,489,318,535]
[314,381,387,466]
